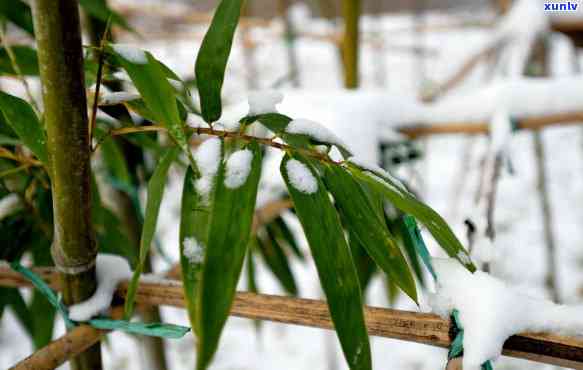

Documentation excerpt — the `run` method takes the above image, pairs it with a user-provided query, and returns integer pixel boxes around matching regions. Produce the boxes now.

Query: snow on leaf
[285,158,318,194]
[183,237,205,264]
[111,44,148,64]
[224,149,253,189]
[286,118,347,149]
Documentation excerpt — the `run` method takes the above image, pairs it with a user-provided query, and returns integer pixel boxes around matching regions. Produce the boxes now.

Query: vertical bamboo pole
[31,1,102,369]
[341,0,360,88]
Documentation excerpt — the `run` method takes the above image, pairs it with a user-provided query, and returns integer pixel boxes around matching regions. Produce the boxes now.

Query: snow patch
[286,118,348,150]
[347,156,408,192]
[224,149,254,189]
[112,44,148,65]
[285,159,318,194]
[248,90,283,115]
[99,92,140,106]
[429,258,583,370]
[193,137,222,199]
[0,194,22,221]
[182,237,204,264]
[68,254,132,321]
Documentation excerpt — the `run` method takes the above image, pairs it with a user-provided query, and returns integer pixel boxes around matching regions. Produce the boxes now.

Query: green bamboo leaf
[179,166,213,336]
[30,242,56,348]
[108,45,190,155]
[124,146,179,318]
[347,230,377,293]
[100,137,132,187]
[7,288,35,337]
[346,163,475,272]
[271,216,304,260]
[0,45,38,76]
[323,164,417,302]
[281,155,371,370]
[196,142,262,370]
[79,0,133,31]
[195,0,244,123]
[0,91,47,164]
[256,229,298,295]
[0,0,34,36]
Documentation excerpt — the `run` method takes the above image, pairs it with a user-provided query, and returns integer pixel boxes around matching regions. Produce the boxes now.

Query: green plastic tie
[9,261,190,339]
[448,309,494,370]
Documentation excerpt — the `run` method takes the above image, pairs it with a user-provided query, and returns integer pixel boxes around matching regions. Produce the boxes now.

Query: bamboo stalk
[3,267,583,369]
[341,0,360,88]
[31,1,101,369]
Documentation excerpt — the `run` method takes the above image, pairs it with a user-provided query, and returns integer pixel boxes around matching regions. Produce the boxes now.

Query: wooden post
[31,0,102,369]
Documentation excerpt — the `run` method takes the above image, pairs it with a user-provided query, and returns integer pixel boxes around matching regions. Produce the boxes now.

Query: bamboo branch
[397,111,583,139]
[3,266,583,369]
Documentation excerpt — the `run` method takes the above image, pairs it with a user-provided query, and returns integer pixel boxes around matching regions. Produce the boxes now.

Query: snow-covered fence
[2,266,583,369]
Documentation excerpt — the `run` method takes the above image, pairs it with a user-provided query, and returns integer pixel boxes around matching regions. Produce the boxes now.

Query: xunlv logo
[544,1,579,10]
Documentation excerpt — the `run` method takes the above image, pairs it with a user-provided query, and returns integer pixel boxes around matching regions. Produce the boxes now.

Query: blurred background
[2,0,583,369]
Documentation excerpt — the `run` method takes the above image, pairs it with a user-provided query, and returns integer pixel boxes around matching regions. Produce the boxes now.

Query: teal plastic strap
[10,261,76,329]
[402,215,437,280]
[10,261,190,339]
[448,309,494,370]
[89,318,190,338]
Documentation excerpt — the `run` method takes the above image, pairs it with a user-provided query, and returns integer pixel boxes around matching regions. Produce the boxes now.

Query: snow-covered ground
[2,2,583,370]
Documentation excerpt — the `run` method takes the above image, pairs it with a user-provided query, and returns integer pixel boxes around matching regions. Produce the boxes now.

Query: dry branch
[3,266,583,369]
[397,111,583,139]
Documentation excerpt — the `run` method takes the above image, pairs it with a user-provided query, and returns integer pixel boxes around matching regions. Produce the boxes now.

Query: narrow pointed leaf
[195,0,244,123]
[0,91,47,164]
[109,45,190,155]
[323,164,417,302]
[196,142,262,370]
[347,163,475,272]
[179,165,214,335]
[79,0,133,31]
[124,146,179,318]
[0,46,38,76]
[281,155,371,370]
[272,216,304,260]
[256,229,298,295]
[0,0,34,36]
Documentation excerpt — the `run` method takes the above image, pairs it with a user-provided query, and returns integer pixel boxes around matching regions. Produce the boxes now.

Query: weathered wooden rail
[2,266,583,369]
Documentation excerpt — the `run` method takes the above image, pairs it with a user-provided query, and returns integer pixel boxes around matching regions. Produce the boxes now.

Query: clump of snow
[347,156,408,192]
[224,149,254,189]
[286,118,348,150]
[182,237,204,264]
[193,137,222,199]
[248,90,283,115]
[99,92,140,106]
[111,44,148,65]
[68,254,132,321]
[285,159,318,194]
[428,258,583,370]
[0,194,22,221]
[186,113,207,129]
